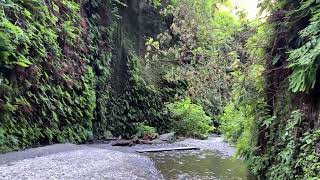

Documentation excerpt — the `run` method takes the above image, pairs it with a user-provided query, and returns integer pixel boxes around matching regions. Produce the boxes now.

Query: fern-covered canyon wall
[0,0,175,152]
[247,1,320,178]
[101,0,176,138]
[218,1,320,178]
[0,0,96,152]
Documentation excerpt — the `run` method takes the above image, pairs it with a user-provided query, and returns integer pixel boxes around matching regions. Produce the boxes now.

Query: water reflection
[146,150,253,180]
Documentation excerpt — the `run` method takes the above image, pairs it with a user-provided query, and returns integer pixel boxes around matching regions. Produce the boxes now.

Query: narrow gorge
[0,0,319,179]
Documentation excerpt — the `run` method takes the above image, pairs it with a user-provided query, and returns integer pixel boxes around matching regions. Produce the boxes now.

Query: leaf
[15,56,33,68]
[272,54,281,65]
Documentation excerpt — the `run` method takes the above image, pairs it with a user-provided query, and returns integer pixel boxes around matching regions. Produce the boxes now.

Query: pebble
[0,146,161,180]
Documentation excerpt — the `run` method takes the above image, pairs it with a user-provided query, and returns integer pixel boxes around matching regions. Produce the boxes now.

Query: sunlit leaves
[167,98,214,138]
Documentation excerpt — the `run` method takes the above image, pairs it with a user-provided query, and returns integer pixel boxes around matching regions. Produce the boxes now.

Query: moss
[0,0,181,152]
[105,52,173,138]
[0,0,95,152]
[244,1,320,179]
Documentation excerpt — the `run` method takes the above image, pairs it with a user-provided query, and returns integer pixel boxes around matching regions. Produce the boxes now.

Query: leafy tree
[167,98,213,138]
[145,0,241,119]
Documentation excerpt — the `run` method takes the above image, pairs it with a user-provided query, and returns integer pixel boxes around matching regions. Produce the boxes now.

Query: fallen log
[111,138,153,146]
[138,140,153,144]
[136,147,200,153]
[111,140,133,146]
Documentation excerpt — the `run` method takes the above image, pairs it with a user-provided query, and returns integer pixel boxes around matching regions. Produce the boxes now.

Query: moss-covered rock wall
[0,0,177,152]
[0,0,96,152]
[247,1,320,178]
[99,0,176,138]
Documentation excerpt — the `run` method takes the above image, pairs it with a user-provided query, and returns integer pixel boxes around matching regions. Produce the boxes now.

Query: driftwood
[111,140,134,146]
[111,139,154,146]
[136,147,200,153]
[139,140,153,144]
[111,133,177,146]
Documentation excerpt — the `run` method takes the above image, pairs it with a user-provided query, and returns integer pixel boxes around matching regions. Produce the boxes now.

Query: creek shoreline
[0,135,253,180]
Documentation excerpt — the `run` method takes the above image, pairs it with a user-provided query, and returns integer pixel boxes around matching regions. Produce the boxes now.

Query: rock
[159,132,175,141]
[103,130,114,139]
[197,134,209,140]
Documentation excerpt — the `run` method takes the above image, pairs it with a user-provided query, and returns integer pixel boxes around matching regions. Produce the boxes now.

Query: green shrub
[134,123,158,139]
[167,98,213,138]
[219,102,256,156]
[220,102,254,143]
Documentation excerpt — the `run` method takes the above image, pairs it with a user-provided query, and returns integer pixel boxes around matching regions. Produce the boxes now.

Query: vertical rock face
[102,0,173,138]
[109,0,134,94]
[89,0,172,138]
[0,0,96,153]
[0,0,172,152]
[252,2,320,178]
[121,0,167,55]
[110,0,165,93]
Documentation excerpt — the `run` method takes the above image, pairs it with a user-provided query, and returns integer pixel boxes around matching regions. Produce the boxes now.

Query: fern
[288,1,320,92]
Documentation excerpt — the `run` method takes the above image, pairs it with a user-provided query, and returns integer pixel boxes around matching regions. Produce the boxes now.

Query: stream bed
[90,135,255,180]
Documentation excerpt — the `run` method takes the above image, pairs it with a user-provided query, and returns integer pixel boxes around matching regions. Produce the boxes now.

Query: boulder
[159,132,175,142]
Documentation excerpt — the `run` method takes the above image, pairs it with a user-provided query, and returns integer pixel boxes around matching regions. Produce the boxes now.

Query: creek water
[146,150,253,180]
[91,135,254,179]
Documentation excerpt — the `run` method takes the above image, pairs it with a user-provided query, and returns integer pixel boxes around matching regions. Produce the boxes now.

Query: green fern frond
[288,1,320,92]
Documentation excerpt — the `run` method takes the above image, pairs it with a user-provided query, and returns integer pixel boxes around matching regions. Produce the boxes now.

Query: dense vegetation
[167,98,213,138]
[0,0,96,152]
[0,0,319,179]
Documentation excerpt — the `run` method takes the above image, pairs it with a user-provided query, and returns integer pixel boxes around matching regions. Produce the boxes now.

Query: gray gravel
[0,135,235,180]
[0,144,90,165]
[0,144,161,180]
[89,135,236,157]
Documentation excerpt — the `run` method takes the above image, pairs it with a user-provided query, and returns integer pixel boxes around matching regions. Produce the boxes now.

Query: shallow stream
[147,150,253,179]
[91,135,254,179]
